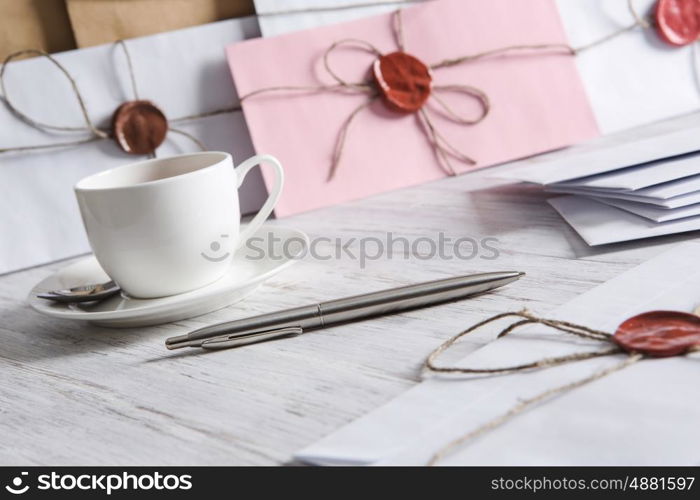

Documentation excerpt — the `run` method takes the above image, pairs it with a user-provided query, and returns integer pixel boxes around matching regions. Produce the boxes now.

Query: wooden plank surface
[0,167,694,465]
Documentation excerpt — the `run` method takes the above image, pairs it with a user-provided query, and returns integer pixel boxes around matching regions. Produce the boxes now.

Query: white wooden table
[0,166,695,465]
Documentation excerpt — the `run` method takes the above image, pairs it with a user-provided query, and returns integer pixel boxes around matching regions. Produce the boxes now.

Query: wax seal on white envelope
[654,0,700,46]
[111,100,168,155]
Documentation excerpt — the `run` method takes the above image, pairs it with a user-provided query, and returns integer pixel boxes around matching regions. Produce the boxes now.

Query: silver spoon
[37,280,121,303]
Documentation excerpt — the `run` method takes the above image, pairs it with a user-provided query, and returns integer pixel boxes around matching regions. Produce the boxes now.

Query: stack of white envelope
[497,112,700,246]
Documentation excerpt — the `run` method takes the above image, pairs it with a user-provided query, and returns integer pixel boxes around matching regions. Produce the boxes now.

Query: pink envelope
[227,0,599,216]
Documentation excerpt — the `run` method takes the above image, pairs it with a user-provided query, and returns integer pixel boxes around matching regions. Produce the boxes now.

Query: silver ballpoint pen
[165,271,524,350]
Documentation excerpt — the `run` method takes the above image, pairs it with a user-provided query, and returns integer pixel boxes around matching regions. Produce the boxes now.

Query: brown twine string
[229,38,381,101]
[573,22,641,54]
[323,39,382,87]
[0,135,103,154]
[392,6,488,175]
[417,108,469,175]
[328,98,377,180]
[418,85,490,174]
[427,353,643,466]
[169,105,242,123]
[240,0,654,180]
[430,0,650,70]
[392,2,406,52]
[239,9,491,178]
[627,0,652,29]
[430,85,490,125]
[239,83,365,101]
[423,302,700,464]
[0,49,109,139]
[421,309,649,465]
[424,310,613,375]
[416,0,652,172]
[116,39,140,100]
[168,127,207,151]
[116,39,160,159]
[566,0,650,54]
[238,38,380,102]
[431,43,575,71]
[238,37,381,179]
[0,39,238,155]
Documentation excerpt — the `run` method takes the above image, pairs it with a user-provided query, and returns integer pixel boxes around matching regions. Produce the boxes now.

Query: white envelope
[549,195,700,245]
[547,186,700,208]
[594,197,700,223]
[253,0,416,37]
[554,153,700,191]
[557,0,700,134]
[0,18,267,275]
[296,241,700,465]
[557,174,700,200]
[496,111,700,185]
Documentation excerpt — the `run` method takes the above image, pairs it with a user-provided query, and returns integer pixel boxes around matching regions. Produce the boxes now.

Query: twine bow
[423,309,700,465]
[241,9,498,180]
[240,1,656,181]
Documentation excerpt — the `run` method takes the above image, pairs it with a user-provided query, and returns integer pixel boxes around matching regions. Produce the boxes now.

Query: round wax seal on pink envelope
[613,310,700,357]
[373,52,432,113]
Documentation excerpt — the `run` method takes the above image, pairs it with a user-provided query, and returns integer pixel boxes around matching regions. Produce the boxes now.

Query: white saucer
[29,226,308,327]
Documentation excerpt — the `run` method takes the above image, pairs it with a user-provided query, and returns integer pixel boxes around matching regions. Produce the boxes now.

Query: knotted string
[238,39,380,177]
[0,40,233,155]
[241,0,654,180]
[424,310,615,376]
[392,3,406,52]
[0,50,109,151]
[421,308,700,465]
[239,9,496,178]
[427,352,643,466]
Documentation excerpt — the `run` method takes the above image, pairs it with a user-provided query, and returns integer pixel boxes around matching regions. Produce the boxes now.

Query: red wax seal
[655,0,700,46]
[613,310,700,357]
[111,100,168,155]
[373,51,432,113]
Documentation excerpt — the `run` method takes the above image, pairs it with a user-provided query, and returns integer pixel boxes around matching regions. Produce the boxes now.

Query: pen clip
[200,326,304,350]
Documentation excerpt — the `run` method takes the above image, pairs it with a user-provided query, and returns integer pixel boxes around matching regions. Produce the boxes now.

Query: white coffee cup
[75,152,283,298]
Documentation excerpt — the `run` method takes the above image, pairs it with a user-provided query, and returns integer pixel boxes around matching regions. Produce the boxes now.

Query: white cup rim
[75,151,231,193]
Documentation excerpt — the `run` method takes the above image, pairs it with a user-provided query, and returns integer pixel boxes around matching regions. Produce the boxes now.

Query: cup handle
[235,154,284,245]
